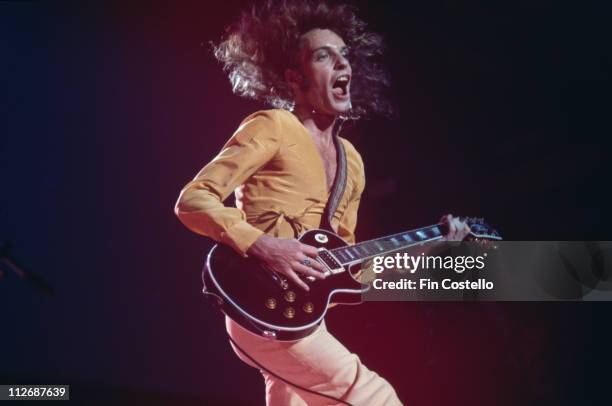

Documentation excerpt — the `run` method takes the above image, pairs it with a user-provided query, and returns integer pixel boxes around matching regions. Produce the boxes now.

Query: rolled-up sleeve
[174,111,281,256]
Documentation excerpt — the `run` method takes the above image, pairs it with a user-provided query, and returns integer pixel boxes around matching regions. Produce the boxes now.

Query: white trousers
[225,316,403,406]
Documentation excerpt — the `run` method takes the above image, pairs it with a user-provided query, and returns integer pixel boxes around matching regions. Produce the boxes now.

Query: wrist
[247,234,273,259]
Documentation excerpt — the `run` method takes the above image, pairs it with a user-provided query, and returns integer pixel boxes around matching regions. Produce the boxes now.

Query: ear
[284,68,302,91]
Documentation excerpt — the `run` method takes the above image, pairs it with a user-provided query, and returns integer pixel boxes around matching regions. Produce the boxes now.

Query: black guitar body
[202,217,502,340]
[202,229,367,340]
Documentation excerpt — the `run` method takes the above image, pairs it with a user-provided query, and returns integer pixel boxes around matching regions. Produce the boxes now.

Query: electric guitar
[202,218,501,340]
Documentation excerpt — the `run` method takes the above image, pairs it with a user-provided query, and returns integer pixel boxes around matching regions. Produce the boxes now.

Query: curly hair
[213,0,393,119]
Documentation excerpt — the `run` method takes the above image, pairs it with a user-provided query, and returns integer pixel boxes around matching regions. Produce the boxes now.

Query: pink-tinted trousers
[226,316,403,405]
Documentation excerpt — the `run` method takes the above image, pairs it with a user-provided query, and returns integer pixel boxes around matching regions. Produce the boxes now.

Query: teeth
[333,75,350,95]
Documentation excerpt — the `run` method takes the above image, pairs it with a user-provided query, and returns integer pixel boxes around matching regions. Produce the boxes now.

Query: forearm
[174,110,282,256]
[175,186,264,257]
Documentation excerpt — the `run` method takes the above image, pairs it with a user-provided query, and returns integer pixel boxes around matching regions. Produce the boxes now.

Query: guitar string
[330,223,444,264]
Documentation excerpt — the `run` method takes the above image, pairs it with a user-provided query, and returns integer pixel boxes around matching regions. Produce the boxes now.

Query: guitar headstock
[465,217,503,241]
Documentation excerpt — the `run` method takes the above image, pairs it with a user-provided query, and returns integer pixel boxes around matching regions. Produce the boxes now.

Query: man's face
[293,28,352,115]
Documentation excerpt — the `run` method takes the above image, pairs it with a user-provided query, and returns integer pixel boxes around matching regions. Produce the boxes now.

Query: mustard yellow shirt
[175,108,365,256]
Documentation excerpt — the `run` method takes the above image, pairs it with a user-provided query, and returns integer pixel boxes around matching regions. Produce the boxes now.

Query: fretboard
[330,223,445,266]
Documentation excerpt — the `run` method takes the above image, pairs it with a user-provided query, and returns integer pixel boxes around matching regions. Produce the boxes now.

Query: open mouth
[332,74,350,98]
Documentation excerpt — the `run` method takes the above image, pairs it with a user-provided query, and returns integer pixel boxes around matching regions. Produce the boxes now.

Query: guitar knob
[302,302,314,314]
[283,307,296,319]
[265,298,277,310]
[284,291,296,302]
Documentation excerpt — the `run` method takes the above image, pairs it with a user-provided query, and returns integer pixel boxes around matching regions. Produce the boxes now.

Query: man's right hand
[247,234,327,291]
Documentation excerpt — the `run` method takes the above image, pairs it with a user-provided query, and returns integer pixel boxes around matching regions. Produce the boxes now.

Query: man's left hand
[440,214,471,241]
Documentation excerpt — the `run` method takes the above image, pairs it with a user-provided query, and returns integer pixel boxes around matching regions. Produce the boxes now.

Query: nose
[334,53,349,70]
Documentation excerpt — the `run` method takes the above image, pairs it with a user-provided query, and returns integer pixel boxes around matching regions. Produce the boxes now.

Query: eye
[315,51,329,61]
[341,48,351,61]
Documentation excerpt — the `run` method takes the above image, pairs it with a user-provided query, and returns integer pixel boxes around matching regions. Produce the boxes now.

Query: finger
[452,218,462,229]
[454,219,465,239]
[448,214,457,238]
[298,255,326,272]
[462,226,471,240]
[293,262,326,279]
[300,243,319,258]
[460,218,471,234]
[448,217,457,239]
[439,214,452,239]
[458,219,470,237]
[439,213,452,223]
[461,222,472,239]
[285,268,310,291]
[459,218,469,236]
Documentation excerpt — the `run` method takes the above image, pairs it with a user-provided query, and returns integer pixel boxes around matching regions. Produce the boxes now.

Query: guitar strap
[320,119,348,232]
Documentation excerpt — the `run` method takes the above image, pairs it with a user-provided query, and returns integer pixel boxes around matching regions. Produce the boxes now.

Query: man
[175,1,470,404]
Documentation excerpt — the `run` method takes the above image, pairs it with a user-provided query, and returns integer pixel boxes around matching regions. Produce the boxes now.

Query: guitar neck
[329,223,445,266]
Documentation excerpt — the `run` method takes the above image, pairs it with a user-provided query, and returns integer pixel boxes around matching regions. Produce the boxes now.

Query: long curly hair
[213,0,393,119]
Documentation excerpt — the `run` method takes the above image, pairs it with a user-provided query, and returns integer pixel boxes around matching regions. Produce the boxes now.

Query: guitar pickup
[317,248,344,275]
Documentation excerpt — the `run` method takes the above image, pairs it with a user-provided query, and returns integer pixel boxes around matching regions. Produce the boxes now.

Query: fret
[326,219,501,267]
[336,250,348,261]
[330,222,446,266]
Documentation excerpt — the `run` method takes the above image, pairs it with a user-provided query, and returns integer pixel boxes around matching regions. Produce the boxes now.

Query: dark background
[1,0,611,404]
